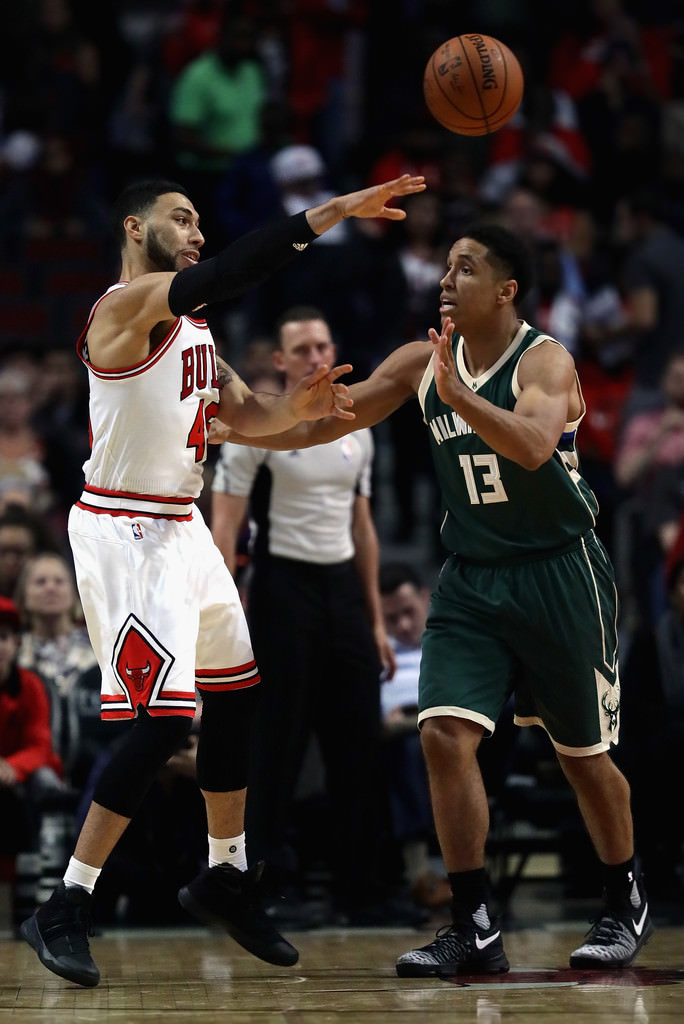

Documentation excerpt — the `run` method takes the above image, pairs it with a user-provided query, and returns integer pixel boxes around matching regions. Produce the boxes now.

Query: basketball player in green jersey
[215,221,653,974]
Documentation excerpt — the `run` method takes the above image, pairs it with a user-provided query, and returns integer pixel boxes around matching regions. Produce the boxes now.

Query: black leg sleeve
[93,710,193,819]
[196,686,260,792]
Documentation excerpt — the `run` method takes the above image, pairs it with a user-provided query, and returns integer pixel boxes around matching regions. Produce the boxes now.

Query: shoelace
[422,924,474,963]
[582,913,630,946]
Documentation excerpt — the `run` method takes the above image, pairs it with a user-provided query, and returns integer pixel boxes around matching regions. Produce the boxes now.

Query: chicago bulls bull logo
[112,615,173,709]
[124,660,152,692]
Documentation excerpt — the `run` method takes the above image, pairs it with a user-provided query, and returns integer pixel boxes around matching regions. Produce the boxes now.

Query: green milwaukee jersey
[418,321,598,561]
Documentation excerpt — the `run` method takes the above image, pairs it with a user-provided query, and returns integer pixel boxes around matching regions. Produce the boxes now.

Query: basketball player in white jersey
[20,173,426,988]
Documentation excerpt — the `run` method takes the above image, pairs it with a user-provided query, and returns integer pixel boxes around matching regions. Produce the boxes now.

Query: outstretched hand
[288,363,356,421]
[339,174,426,221]
[430,318,461,406]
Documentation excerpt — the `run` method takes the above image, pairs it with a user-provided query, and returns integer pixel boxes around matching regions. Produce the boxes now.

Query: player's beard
[145,227,178,272]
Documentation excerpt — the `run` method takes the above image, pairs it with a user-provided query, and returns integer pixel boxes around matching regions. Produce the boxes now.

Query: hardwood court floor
[2,909,683,1023]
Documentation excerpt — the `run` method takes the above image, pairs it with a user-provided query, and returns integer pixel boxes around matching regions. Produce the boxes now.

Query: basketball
[423,33,524,136]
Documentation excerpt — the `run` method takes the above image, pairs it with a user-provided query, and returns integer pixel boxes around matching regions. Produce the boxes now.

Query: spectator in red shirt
[0,595,63,856]
[547,0,673,103]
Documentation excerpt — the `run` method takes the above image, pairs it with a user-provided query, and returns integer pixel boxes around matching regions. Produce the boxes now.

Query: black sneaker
[395,904,510,977]
[178,862,299,966]
[569,876,654,969]
[20,882,100,988]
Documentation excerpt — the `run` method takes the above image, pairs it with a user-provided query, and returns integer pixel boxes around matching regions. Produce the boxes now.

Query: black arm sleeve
[168,210,317,316]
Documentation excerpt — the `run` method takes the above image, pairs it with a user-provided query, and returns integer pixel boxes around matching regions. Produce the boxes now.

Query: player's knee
[421,715,483,766]
[557,749,626,793]
[196,685,259,791]
[93,709,194,818]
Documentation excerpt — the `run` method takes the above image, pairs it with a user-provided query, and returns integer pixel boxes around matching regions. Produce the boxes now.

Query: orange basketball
[423,33,524,136]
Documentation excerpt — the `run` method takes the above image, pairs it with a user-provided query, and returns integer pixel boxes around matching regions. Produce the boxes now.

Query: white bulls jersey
[69,284,259,721]
[76,283,220,518]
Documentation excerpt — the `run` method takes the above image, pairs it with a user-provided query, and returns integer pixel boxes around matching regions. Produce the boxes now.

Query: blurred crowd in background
[1,0,684,926]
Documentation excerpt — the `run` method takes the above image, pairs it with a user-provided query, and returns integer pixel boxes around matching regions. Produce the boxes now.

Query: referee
[211,306,408,925]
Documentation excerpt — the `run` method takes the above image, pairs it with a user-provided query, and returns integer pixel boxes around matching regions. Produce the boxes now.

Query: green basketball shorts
[418,531,621,755]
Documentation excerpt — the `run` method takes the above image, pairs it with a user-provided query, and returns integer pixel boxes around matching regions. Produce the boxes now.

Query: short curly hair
[458,222,536,303]
[111,179,190,249]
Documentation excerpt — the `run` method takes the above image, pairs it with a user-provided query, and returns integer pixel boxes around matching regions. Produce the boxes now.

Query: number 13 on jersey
[458,453,509,504]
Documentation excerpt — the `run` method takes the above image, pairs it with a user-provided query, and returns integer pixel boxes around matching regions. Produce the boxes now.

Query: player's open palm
[289,364,356,421]
[339,174,426,221]
[430,319,461,406]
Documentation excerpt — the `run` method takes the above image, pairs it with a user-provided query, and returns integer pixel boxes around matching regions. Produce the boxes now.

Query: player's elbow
[513,421,561,470]
[517,439,553,471]
[520,456,546,471]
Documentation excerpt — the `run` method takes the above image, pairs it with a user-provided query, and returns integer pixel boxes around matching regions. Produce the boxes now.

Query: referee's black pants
[245,554,387,911]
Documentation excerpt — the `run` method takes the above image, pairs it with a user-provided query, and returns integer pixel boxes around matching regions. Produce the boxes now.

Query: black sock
[602,857,637,908]
[448,868,489,919]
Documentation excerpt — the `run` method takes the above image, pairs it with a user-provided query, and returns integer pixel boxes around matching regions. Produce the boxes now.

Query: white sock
[64,857,101,894]
[208,833,247,870]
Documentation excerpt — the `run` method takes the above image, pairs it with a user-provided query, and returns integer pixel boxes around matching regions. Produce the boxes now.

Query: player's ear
[124,215,144,241]
[498,279,518,305]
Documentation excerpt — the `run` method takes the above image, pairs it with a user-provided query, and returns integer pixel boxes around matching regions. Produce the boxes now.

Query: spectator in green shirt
[168,13,267,251]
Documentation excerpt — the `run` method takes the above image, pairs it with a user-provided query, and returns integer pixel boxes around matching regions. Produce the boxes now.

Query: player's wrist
[281,393,304,424]
[306,197,344,235]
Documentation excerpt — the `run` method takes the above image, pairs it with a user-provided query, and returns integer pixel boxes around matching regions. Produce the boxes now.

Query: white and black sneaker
[396,904,510,977]
[569,875,654,969]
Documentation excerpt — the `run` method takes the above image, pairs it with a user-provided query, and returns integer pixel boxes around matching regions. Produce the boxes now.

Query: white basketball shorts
[68,503,259,720]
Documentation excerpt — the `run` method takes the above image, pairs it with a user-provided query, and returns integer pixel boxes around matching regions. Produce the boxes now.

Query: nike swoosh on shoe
[633,904,649,937]
[475,931,501,950]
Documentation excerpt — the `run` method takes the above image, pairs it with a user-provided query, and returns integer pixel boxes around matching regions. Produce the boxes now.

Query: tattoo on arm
[216,355,234,389]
